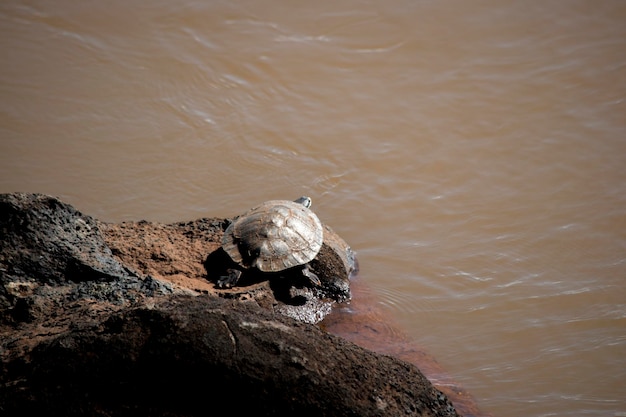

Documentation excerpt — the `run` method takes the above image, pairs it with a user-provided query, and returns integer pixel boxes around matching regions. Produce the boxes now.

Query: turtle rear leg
[217,268,243,288]
[301,264,321,286]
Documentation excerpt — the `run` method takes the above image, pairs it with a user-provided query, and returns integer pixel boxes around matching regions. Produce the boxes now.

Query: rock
[0,193,175,324]
[100,210,354,325]
[0,192,130,285]
[0,192,461,417]
[0,295,458,417]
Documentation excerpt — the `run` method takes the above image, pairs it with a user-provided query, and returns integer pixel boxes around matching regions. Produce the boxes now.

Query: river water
[1,1,625,416]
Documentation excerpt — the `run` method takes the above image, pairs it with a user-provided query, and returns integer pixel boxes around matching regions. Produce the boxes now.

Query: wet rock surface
[0,192,460,417]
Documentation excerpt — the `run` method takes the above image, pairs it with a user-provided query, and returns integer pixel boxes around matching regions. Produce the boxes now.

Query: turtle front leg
[301,264,321,286]
[217,268,243,289]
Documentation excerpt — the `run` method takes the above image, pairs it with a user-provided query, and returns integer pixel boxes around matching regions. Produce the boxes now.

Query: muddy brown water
[1,1,625,416]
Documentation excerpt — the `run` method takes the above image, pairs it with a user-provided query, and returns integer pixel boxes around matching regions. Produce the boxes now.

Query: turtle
[217,196,324,289]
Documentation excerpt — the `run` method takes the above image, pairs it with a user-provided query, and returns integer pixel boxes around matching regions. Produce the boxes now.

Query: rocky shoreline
[1,192,461,416]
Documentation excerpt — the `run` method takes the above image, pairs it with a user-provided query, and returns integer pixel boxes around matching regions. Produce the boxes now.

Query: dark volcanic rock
[0,192,130,284]
[0,193,174,325]
[0,192,460,417]
[0,296,458,417]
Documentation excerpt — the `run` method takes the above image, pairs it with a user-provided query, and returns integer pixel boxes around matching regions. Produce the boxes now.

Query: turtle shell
[222,199,323,272]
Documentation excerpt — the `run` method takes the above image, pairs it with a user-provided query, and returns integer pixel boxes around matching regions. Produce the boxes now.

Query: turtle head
[293,196,312,208]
